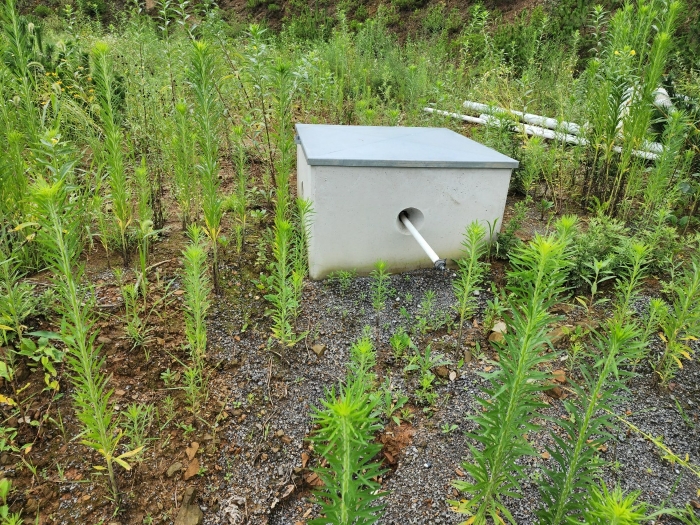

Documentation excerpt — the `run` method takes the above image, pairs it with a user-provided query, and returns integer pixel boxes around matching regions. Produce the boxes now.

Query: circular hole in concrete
[396,207,425,235]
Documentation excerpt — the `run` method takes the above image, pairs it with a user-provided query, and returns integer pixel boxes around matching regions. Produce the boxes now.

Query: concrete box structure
[295,124,518,279]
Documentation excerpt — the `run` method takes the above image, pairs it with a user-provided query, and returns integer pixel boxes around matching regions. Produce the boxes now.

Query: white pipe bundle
[424,106,659,161]
[462,100,663,158]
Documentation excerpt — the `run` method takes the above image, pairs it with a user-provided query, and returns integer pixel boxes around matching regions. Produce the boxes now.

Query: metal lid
[295,124,519,169]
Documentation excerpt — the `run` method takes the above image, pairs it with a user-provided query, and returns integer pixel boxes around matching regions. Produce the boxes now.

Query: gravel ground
[201,264,700,525]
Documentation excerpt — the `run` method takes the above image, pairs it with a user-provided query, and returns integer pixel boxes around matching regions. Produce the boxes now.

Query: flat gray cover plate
[295,124,519,168]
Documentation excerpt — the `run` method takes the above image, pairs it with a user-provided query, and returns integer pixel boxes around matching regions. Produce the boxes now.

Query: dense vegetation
[1,0,700,523]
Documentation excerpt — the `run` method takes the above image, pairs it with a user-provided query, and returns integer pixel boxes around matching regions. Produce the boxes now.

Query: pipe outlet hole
[396,207,425,235]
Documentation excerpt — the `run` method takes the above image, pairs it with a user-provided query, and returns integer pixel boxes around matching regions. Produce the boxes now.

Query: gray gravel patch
[201,264,700,525]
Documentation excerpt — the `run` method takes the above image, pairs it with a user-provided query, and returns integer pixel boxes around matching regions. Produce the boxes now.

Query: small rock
[97,336,113,345]
[15,364,29,382]
[449,371,457,382]
[424,462,431,468]
[552,303,574,315]
[435,366,449,378]
[311,344,326,357]
[276,429,285,437]
[575,320,599,331]
[488,331,505,344]
[548,325,574,345]
[174,487,203,525]
[491,321,507,334]
[167,462,183,478]
[25,498,39,514]
[220,496,246,524]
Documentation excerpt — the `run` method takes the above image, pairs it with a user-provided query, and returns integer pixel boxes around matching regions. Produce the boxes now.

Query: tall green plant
[655,259,700,385]
[454,221,489,343]
[0,131,28,240]
[181,225,211,360]
[642,109,689,223]
[232,125,248,254]
[264,218,301,346]
[452,228,572,524]
[271,58,296,178]
[612,242,651,324]
[189,40,224,293]
[581,0,682,213]
[537,240,652,524]
[135,157,155,296]
[180,225,211,413]
[32,177,140,507]
[310,336,386,525]
[0,0,38,138]
[536,321,644,525]
[0,255,37,419]
[615,0,681,213]
[370,260,390,321]
[92,41,133,266]
[172,100,198,230]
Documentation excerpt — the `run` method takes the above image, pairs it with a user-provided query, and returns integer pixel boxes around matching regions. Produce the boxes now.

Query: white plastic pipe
[462,100,663,155]
[424,106,487,124]
[399,212,446,270]
[478,113,587,145]
[423,107,659,160]
[464,100,581,134]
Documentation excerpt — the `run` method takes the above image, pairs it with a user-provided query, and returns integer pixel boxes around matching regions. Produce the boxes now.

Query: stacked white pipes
[424,96,672,161]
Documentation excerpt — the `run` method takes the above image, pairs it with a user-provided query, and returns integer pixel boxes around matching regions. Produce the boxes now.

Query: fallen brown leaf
[281,484,294,499]
[545,386,564,399]
[304,472,323,487]
[552,369,567,384]
[186,442,199,461]
[183,457,199,480]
